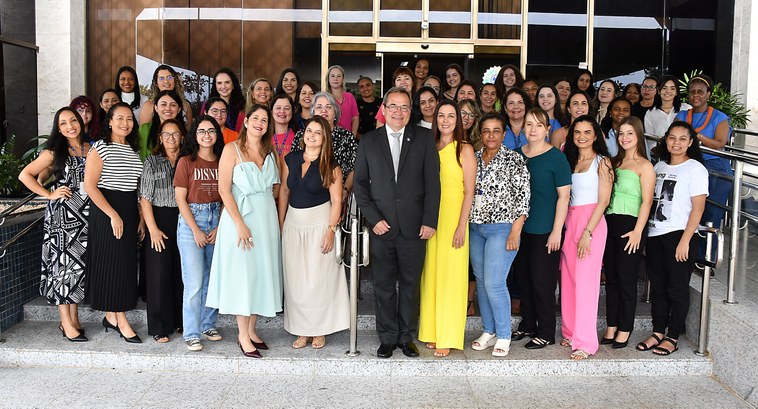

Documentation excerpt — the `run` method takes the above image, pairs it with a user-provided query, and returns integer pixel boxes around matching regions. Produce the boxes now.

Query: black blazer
[353,125,441,240]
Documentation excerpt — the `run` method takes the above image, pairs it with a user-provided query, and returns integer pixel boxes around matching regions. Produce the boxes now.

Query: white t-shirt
[648,158,709,237]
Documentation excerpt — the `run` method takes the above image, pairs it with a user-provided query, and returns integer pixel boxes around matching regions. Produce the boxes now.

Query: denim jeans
[469,222,518,339]
[177,202,221,341]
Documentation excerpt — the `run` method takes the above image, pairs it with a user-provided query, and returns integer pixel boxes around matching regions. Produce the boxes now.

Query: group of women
[20,60,725,360]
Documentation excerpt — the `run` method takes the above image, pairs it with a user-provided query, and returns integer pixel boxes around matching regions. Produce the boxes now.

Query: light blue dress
[206,143,283,316]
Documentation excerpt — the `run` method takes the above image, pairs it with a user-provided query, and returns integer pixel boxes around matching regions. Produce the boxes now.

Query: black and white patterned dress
[41,155,90,304]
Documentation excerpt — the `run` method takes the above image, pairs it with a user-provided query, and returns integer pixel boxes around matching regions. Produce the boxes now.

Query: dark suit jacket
[353,125,441,240]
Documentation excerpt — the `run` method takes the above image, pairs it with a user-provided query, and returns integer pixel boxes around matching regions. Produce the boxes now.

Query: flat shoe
[525,337,554,349]
[425,342,436,350]
[471,332,497,351]
[570,349,591,360]
[636,333,663,352]
[560,338,572,347]
[511,330,534,341]
[153,335,170,343]
[434,348,450,357]
[652,337,678,356]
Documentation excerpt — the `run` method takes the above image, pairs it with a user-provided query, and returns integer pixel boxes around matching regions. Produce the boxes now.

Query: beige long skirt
[282,202,349,336]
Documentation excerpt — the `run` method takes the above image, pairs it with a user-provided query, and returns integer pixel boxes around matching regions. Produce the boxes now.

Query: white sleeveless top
[570,154,602,206]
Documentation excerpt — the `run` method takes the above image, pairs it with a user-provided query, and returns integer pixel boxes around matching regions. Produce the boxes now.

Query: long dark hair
[180,115,225,161]
[432,100,465,166]
[101,102,140,152]
[114,66,141,110]
[274,68,301,97]
[238,104,275,159]
[563,115,611,173]
[148,90,184,154]
[574,68,596,97]
[593,80,620,114]
[302,115,335,188]
[537,84,568,126]
[653,120,705,165]
[654,75,684,112]
[495,64,524,102]
[443,63,464,94]
[209,67,245,116]
[565,90,594,122]
[46,107,85,180]
[296,80,320,116]
[611,116,648,169]
[410,86,438,125]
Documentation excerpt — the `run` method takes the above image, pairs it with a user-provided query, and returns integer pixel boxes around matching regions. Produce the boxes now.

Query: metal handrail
[694,223,724,357]
[733,128,758,138]
[0,189,48,226]
[0,214,44,259]
[644,133,758,305]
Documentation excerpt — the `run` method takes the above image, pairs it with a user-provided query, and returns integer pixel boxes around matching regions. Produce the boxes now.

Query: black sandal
[652,337,678,355]
[636,333,663,351]
[153,334,170,343]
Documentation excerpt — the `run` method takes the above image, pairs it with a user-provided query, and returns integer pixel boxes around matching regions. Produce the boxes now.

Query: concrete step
[23,295,655,332]
[0,320,711,377]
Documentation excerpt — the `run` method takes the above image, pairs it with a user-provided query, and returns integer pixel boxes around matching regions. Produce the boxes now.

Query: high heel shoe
[251,339,269,350]
[59,324,88,342]
[612,331,632,349]
[238,341,262,358]
[102,317,120,334]
[600,329,617,345]
[60,322,85,336]
[120,332,143,344]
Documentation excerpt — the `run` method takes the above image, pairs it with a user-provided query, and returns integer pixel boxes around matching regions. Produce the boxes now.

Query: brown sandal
[292,336,309,349]
[312,336,326,349]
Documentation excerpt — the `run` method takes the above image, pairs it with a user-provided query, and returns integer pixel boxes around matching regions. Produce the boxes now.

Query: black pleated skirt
[87,189,138,312]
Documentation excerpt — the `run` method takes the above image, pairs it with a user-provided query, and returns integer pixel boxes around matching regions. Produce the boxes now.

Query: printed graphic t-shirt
[173,155,222,204]
[648,159,709,237]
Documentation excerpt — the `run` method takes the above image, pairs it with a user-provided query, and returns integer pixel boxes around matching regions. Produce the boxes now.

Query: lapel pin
[406,138,410,142]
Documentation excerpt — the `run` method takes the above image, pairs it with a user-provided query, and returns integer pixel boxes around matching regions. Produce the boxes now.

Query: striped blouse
[92,140,143,192]
[140,154,177,207]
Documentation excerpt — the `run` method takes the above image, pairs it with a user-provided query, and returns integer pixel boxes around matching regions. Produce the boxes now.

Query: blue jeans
[469,222,518,338]
[177,202,221,341]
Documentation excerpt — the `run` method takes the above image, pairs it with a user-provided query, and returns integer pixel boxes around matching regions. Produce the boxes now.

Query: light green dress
[206,143,283,316]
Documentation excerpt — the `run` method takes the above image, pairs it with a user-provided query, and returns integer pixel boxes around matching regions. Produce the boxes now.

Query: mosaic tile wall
[0,211,44,333]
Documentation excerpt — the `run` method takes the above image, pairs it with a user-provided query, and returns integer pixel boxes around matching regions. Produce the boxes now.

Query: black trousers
[603,214,644,332]
[370,234,426,345]
[144,206,183,336]
[645,230,698,339]
[513,232,560,342]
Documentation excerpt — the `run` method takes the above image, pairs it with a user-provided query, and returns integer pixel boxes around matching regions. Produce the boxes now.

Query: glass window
[330,0,373,37]
[429,0,470,39]
[478,0,521,40]
[380,0,422,38]
[526,0,587,81]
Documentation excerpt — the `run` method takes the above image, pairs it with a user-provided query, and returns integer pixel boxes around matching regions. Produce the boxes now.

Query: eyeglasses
[75,107,92,115]
[160,131,182,139]
[385,104,410,113]
[158,75,174,82]
[196,129,217,137]
[208,108,227,115]
[461,111,476,119]
[641,85,657,90]
[314,104,335,111]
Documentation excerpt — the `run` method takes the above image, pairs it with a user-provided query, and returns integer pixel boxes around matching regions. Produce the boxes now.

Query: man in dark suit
[353,87,441,358]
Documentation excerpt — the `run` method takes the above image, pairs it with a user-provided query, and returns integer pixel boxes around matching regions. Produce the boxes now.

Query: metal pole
[643,278,651,303]
[725,161,743,305]
[345,216,360,357]
[695,223,715,357]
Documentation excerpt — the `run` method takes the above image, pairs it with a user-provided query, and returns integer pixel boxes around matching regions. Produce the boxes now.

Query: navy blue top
[286,151,331,209]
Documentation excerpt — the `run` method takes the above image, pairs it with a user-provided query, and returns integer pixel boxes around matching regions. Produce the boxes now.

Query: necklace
[68,144,84,156]
[303,151,319,161]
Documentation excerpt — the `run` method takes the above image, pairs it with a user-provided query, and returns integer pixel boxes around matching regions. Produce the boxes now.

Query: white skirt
[282,202,349,336]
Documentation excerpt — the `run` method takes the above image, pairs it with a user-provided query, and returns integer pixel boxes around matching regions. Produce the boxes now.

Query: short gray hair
[310,92,342,124]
